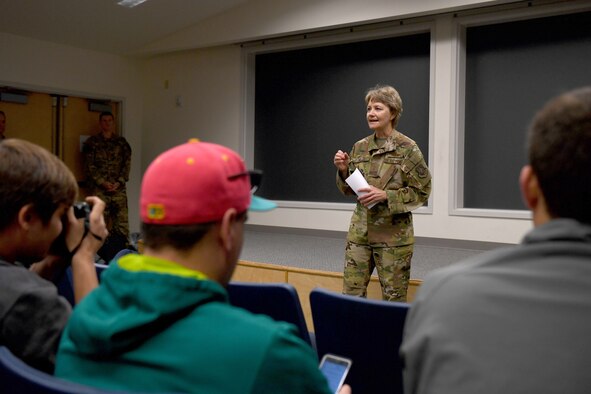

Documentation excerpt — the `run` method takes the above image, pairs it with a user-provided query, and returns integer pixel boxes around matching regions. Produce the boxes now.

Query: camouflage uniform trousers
[96,189,129,241]
[343,241,413,302]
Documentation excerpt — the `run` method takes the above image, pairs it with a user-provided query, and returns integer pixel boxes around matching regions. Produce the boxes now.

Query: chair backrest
[0,346,118,394]
[310,288,410,394]
[94,262,109,278]
[109,248,137,264]
[227,281,313,346]
[55,267,75,307]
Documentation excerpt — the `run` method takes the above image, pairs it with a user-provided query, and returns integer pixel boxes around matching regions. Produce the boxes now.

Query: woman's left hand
[357,186,387,207]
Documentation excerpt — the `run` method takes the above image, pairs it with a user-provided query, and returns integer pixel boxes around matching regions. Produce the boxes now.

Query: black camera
[73,201,91,220]
[49,202,91,258]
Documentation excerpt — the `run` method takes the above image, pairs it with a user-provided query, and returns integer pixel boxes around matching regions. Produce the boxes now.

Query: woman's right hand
[334,150,350,172]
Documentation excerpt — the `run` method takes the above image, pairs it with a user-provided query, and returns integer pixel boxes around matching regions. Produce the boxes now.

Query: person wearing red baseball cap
[56,139,348,394]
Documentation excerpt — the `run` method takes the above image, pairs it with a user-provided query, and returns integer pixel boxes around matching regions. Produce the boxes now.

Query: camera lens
[73,202,90,219]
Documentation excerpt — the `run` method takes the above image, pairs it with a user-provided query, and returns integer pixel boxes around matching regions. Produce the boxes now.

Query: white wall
[140,46,243,167]
[0,32,144,234]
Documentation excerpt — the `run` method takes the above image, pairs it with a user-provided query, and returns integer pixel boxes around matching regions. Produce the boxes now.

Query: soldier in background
[83,111,131,256]
[334,85,431,302]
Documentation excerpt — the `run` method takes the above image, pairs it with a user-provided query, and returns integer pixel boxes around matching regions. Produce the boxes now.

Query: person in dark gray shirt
[401,86,591,394]
[0,139,108,373]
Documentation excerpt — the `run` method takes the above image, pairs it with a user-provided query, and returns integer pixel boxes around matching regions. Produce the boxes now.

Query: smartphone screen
[319,354,352,394]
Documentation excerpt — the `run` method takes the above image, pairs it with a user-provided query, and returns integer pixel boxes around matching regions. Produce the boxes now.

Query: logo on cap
[147,204,165,220]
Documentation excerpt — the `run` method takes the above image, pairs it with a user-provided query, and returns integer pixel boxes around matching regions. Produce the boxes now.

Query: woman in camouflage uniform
[334,85,431,301]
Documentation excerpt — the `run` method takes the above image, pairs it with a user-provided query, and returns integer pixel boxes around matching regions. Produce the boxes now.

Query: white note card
[345,169,376,209]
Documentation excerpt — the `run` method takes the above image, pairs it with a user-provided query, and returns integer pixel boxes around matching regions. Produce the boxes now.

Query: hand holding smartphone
[319,354,352,394]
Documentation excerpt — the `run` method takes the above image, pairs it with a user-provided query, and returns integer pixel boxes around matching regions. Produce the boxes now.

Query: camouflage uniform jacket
[336,131,432,247]
[83,133,131,193]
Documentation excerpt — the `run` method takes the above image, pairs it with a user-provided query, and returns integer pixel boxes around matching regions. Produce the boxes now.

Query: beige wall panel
[367,279,384,300]
[407,280,421,303]
[233,261,287,283]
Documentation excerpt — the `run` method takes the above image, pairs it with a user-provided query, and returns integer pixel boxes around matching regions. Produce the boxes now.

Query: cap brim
[249,195,277,211]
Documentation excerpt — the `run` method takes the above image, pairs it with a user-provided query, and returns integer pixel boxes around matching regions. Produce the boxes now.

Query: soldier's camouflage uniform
[336,131,431,301]
[83,133,132,241]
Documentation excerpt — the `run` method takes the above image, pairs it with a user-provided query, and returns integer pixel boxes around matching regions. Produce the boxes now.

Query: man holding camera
[0,138,108,373]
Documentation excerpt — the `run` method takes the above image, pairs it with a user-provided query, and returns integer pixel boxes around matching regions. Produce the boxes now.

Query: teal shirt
[56,255,331,394]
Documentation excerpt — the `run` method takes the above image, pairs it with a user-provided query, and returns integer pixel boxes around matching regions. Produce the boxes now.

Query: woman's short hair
[365,85,403,128]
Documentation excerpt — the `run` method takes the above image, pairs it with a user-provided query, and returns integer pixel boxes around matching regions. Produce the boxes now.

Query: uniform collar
[369,131,398,153]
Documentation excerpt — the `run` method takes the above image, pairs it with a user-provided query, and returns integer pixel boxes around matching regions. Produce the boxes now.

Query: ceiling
[0,0,248,56]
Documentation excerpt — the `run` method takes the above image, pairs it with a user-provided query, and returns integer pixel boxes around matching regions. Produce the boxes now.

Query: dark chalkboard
[254,33,431,203]
[463,10,591,210]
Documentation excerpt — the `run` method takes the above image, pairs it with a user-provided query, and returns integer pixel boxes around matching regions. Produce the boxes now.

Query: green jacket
[337,131,432,246]
[56,255,331,394]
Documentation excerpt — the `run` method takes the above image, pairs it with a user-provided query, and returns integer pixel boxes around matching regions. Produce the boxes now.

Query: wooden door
[0,92,55,151]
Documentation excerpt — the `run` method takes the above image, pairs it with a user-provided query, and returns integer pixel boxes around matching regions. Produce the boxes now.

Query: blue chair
[94,262,109,278]
[109,248,137,264]
[56,263,110,307]
[55,268,75,307]
[310,288,410,394]
[227,281,314,347]
[0,346,120,394]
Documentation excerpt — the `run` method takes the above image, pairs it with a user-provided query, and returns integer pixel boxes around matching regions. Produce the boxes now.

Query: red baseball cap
[141,139,276,225]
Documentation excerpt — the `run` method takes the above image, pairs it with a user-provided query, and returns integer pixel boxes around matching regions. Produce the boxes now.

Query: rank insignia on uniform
[416,164,429,178]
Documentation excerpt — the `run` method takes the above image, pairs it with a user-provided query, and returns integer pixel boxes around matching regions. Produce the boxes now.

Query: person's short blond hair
[365,85,403,128]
